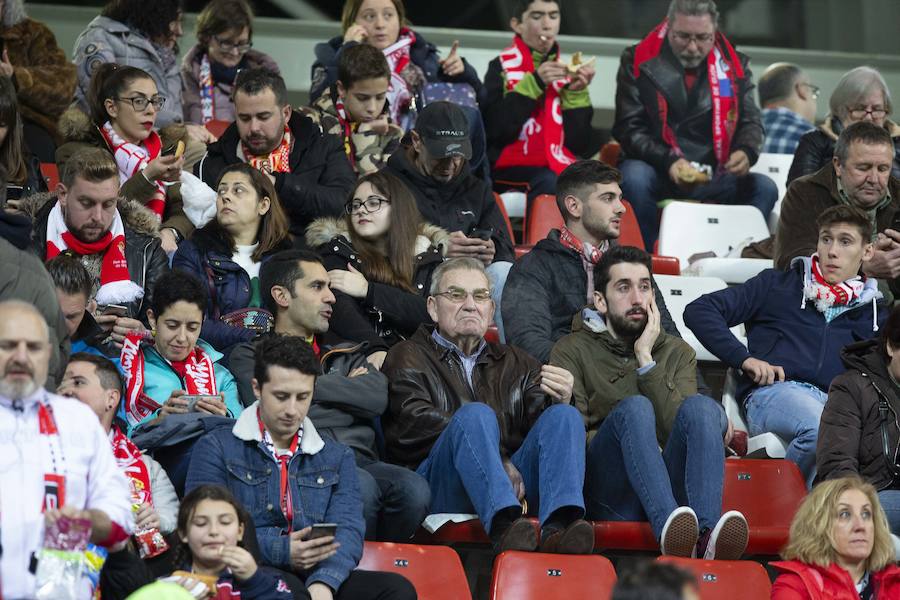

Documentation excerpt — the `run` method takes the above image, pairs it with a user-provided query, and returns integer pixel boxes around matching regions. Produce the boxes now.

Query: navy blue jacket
[684,262,886,404]
[173,227,292,352]
[185,404,365,592]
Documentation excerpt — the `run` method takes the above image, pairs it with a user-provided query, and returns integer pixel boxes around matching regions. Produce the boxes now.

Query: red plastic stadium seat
[651,255,681,275]
[485,325,500,344]
[618,199,644,248]
[205,119,231,139]
[593,520,657,551]
[657,556,772,600]
[490,551,617,600]
[599,141,622,167]
[524,194,562,245]
[514,244,533,260]
[493,192,517,245]
[722,459,806,555]
[40,163,59,191]
[358,542,472,600]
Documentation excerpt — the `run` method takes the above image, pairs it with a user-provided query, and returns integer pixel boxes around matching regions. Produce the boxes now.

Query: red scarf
[808,254,865,307]
[382,28,416,124]
[100,121,167,220]
[258,413,301,532]
[559,226,609,303]
[334,97,358,171]
[243,124,292,175]
[38,400,66,513]
[120,332,219,428]
[494,35,576,175]
[110,426,153,505]
[632,21,744,169]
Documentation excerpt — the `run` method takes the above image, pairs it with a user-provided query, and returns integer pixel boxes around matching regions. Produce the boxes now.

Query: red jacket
[770,560,900,599]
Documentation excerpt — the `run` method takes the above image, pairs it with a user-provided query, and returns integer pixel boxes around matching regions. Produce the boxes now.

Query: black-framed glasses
[433,287,492,304]
[670,31,715,45]
[116,95,166,112]
[798,82,821,99]
[346,195,391,215]
[213,35,253,54]
[848,105,887,120]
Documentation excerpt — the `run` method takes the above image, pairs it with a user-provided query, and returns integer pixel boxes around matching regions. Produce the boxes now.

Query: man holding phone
[186,336,415,600]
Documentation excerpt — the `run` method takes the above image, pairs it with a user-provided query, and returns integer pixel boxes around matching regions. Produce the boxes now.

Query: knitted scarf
[381,28,417,124]
[45,202,143,306]
[334,96,358,171]
[494,35,576,174]
[559,226,609,302]
[100,121,166,220]
[243,124,292,174]
[632,20,744,169]
[804,253,866,312]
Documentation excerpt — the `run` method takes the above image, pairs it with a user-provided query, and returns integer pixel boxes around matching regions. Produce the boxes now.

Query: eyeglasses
[798,82,821,99]
[346,195,390,214]
[433,287,492,304]
[670,31,715,45]
[117,95,166,112]
[848,105,887,120]
[213,35,253,54]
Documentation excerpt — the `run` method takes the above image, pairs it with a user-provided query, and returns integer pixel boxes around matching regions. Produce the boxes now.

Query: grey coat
[73,16,183,128]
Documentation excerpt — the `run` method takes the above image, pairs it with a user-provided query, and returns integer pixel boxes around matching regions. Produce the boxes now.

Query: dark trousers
[493,165,558,203]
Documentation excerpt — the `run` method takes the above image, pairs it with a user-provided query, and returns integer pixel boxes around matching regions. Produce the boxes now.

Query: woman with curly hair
[72,0,214,144]
[771,476,900,598]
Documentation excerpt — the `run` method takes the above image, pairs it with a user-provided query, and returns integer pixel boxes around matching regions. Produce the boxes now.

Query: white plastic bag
[179,171,217,228]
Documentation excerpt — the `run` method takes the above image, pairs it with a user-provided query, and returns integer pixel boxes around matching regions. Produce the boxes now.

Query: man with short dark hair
[758,62,818,154]
[504,159,680,363]
[386,101,516,336]
[47,254,115,358]
[196,67,356,237]
[552,245,745,560]
[187,335,416,600]
[613,0,776,249]
[227,249,431,543]
[383,257,591,555]
[687,204,887,485]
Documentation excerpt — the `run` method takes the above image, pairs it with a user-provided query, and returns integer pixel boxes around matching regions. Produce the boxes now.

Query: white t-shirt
[233,243,261,279]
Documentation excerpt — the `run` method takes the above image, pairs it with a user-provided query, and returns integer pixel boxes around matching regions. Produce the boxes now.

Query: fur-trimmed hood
[305,216,450,257]
[18,192,161,238]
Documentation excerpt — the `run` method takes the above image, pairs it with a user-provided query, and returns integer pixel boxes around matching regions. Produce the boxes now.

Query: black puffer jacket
[384,147,515,263]
[787,116,900,185]
[612,40,764,172]
[306,216,448,349]
[503,229,680,364]
[195,111,356,238]
[23,193,169,323]
[817,339,900,491]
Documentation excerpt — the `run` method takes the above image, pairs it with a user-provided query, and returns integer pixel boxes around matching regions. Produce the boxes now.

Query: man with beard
[503,160,681,363]
[196,67,356,238]
[551,246,747,560]
[0,301,133,598]
[384,101,516,338]
[613,0,775,250]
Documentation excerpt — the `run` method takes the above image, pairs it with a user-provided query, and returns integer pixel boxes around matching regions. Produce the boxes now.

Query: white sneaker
[660,506,699,557]
[702,510,749,560]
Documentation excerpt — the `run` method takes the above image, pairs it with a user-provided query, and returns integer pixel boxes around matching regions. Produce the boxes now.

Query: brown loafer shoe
[494,517,538,554]
[539,519,595,554]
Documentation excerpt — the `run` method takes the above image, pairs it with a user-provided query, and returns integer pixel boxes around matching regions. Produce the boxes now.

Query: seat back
[40,162,59,191]
[750,152,793,203]
[358,542,471,600]
[524,194,563,245]
[493,192,518,245]
[618,199,644,249]
[657,556,772,600]
[658,202,770,269]
[205,119,231,139]
[490,551,617,600]
[652,274,745,362]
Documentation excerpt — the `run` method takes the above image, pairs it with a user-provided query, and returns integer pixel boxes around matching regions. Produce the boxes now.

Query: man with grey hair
[0,300,133,599]
[613,0,776,250]
[381,258,592,556]
[758,62,818,154]
[775,121,900,290]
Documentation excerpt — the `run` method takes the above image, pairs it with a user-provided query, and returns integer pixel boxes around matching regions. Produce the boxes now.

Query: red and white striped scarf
[110,426,153,505]
[243,124,292,175]
[382,28,416,124]
[805,253,866,311]
[100,121,167,220]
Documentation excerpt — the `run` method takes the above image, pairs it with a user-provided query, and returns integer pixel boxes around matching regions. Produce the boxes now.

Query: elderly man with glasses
[612,0,776,250]
[381,257,593,556]
[758,63,819,154]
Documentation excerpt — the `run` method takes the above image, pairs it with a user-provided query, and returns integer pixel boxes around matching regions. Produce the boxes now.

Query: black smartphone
[466,224,493,240]
[307,523,338,540]
[100,304,129,318]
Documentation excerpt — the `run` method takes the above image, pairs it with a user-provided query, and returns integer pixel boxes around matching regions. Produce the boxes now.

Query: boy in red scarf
[613,0,776,250]
[483,0,597,203]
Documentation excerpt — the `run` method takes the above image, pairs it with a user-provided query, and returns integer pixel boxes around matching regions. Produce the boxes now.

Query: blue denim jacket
[185,403,365,591]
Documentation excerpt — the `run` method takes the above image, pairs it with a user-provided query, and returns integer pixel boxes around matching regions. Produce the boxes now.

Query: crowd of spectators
[4,0,900,598]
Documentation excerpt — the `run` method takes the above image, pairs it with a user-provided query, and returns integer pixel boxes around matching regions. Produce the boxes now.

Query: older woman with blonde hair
[787,66,900,183]
[771,476,900,599]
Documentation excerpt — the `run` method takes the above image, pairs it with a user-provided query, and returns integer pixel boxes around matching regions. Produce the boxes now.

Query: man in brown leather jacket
[381,257,592,555]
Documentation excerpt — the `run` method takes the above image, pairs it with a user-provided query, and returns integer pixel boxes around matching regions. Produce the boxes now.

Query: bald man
[0,301,133,599]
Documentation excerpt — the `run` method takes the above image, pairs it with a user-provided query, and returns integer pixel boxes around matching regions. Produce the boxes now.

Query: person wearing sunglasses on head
[758,62,819,155]
[182,0,280,127]
[788,66,900,185]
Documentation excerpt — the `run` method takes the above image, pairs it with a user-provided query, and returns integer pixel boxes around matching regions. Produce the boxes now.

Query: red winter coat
[770,560,900,599]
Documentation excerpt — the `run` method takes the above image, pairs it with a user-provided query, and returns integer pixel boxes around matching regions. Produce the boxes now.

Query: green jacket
[550,308,697,446]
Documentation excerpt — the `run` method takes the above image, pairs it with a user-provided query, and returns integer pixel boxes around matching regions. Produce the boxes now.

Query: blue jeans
[486,261,513,343]
[357,460,431,542]
[585,394,727,538]
[745,381,827,487]
[618,158,778,251]
[416,402,586,531]
[879,490,900,536]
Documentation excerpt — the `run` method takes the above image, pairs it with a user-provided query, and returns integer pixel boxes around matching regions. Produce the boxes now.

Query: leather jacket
[381,325,551,468]
[612,40,764,172]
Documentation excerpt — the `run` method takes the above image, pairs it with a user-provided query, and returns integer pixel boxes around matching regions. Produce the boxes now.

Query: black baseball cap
[414,101,472,160]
